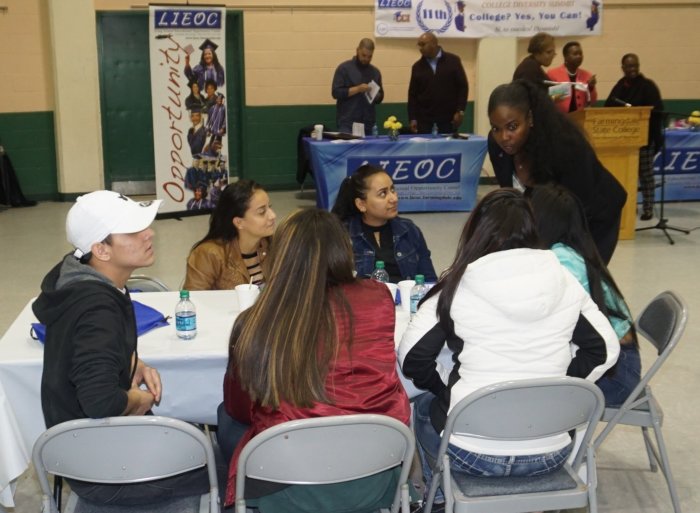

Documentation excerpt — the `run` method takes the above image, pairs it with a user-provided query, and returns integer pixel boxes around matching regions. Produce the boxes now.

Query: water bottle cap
[180,290,190,298]
[415,274,425,284]
[375,261,385,269]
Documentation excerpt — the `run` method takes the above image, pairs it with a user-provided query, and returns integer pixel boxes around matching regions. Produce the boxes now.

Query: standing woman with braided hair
[487,79,627,263]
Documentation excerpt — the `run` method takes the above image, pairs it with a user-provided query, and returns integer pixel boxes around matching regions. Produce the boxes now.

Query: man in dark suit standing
[408,32,468,134]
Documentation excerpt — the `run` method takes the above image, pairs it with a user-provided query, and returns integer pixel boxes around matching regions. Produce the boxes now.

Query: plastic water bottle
[175,290,197,339]
[371,261,390,283]
[431,123,439,138]
[371,124,379,138]
[410,274,428,315]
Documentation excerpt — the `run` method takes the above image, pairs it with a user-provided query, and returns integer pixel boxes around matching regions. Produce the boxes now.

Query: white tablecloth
[0,290,432,507]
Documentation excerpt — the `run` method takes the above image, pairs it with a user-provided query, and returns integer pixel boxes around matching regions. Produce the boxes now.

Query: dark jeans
[596,344,642,407]
[68,467,209,506]
[216,402,249,466]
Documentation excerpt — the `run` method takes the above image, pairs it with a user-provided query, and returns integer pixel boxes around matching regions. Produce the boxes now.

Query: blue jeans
[413,392,573,503]
[596,344,642,407]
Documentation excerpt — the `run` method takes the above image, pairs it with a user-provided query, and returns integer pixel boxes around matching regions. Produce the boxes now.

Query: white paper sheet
[352,122,366,137]
[365,80,380,103]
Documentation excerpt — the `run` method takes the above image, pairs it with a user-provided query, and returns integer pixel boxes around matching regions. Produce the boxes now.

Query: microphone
[611,97,632,107]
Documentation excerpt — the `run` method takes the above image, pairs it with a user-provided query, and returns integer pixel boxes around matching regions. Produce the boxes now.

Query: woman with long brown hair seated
[184,180,276,290]
[220,208,410,512]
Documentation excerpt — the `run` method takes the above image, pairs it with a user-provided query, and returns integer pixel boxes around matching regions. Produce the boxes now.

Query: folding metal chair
[423,377,605,513]
[32,416,220,513]
[126,274,170,292]
[594,290,688,513]
[235,414,415,513]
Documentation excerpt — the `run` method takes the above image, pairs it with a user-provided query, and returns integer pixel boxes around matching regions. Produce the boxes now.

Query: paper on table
[364,80,380,103]
[352,122,366,137]
[330,138,364,144]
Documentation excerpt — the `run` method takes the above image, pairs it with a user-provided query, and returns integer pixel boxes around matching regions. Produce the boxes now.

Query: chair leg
[424,466,442,513]
[401,482,410,513]
[593,420,615,451]
[53,475,63,512]
[442,457,454,513]
[588,482,599,513]
[650,425,683,513]
[641,426,659,472]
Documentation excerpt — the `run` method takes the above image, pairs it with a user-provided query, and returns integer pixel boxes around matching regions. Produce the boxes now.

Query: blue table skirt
[652,129,700,201]
[305,134,488,212]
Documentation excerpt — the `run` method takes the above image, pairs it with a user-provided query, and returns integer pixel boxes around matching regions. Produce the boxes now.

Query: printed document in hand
[548,82,589,98]
[365,80,380,103]
[548,82,571,98]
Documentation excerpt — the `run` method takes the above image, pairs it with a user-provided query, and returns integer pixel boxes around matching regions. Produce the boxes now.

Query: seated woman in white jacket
[399,188,619,509]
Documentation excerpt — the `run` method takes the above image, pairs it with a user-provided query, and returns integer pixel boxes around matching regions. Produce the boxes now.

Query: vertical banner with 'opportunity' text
[150,6,230,215]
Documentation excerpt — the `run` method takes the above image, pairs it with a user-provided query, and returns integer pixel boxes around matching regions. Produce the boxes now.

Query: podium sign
[570,106,652,240]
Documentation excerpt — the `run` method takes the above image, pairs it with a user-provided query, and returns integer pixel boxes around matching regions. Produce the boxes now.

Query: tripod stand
[635,111,690,244]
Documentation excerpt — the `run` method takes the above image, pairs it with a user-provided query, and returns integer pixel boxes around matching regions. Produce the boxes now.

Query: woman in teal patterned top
[529,184,641,407]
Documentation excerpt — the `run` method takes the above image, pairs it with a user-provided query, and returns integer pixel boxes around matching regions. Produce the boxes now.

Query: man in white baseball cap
[33,191,208,504]
[66,190,160,255]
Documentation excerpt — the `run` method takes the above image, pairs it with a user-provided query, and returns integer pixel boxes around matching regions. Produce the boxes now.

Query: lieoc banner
[149,6,230,215]
[375,0,602,38]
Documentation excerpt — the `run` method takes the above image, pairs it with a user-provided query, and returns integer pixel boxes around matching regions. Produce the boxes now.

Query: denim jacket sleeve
[393,218,437,282]
[347,216,376,279]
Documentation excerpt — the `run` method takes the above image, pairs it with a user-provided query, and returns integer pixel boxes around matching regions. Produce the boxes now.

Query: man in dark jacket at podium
[605,53,664,221]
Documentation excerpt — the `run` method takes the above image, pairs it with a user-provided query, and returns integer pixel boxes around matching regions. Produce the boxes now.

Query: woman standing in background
[513,32,556,92]
[547,41,598,113]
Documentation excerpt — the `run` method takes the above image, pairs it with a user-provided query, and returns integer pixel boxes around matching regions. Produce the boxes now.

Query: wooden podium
[570,106,651,240]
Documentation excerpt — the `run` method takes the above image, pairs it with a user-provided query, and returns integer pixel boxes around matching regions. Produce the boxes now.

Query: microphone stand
[635,110,690,244]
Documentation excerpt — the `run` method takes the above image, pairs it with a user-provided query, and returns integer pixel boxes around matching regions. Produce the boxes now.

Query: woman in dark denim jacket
[332,164,437,283]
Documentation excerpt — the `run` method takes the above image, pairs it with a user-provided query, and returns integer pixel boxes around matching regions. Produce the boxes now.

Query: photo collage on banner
[375,0,602,38]
[150,6,232,215]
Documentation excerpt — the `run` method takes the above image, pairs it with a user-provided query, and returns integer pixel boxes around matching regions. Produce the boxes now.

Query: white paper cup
[385,282,398,303]
[397,280,415,313]
[235,284,260,310]
[313,124,324,140]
